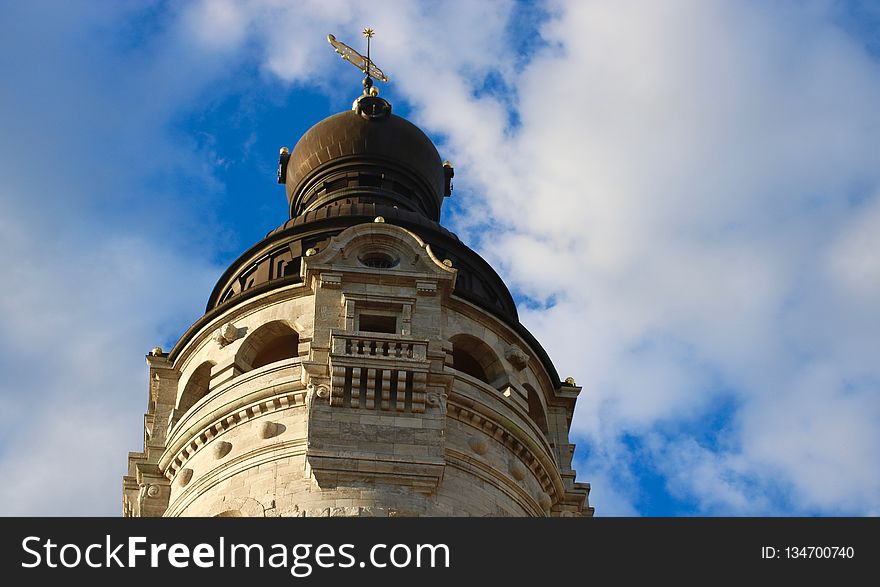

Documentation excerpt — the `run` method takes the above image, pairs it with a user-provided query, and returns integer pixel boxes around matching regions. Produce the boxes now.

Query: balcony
[328,330,430,413]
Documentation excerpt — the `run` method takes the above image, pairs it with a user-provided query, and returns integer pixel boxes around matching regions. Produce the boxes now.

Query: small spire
[363,28,375,93]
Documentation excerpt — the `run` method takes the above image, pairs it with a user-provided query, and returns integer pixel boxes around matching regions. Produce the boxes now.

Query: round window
[358,252,399,269]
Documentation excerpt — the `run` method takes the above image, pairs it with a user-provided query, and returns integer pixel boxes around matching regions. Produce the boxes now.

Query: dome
[283,96,451,221]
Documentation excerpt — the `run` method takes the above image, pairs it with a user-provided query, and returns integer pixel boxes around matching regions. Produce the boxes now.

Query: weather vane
[327,27,389,94]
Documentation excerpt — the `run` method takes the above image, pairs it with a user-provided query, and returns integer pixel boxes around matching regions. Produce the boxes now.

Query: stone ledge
[307,450,445,494]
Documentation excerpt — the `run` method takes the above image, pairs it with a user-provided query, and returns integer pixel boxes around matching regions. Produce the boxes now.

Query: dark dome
[284,97,449,221]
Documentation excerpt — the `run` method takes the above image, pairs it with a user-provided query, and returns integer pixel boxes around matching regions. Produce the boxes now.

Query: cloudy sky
[1,0,878,516]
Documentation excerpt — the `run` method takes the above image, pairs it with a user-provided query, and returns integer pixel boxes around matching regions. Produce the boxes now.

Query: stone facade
[123,93,593,517]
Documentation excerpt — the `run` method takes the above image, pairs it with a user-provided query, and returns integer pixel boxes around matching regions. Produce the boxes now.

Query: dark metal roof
[207,202,518,322]
[268,200,459,240]
[285,107,447,221]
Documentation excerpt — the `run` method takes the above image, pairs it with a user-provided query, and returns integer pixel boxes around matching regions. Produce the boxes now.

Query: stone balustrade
[329,330,430,412]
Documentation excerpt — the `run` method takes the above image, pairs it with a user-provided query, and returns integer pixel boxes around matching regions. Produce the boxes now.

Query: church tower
[123,37,593,517]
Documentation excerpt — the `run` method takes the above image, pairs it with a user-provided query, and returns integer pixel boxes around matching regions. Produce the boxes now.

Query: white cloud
[649,436,758,514]
[301,0,880,514]
[481,0,880,514]
[827,193,880,299]
[3,0,878,516]
[0,3,224,514]
[0,223,218,514]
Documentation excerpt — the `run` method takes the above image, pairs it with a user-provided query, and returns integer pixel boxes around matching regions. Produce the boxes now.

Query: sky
[0,0,878,516]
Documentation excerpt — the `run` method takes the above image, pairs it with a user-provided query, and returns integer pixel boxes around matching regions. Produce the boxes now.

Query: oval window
[358,252,398,269]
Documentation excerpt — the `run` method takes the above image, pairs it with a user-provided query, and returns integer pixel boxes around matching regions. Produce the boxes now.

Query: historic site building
[123,84,593,517]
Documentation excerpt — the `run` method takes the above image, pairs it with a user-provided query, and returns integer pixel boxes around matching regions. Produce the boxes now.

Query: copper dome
[284,97,450,221]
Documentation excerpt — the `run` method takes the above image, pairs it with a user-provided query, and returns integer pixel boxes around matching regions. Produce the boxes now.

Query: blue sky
[1,0,878,516]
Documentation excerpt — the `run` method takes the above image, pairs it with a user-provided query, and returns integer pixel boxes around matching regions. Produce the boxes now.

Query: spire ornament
[327,28,390,93]
[328,28,392,120]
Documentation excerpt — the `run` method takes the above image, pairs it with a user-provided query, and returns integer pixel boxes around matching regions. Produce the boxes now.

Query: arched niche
[235,320,301,372]
[523,383,549,435]
[449,333,505,386]
[177,361,216,416]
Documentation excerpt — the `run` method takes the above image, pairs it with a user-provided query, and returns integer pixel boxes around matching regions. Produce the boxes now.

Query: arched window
[524,383,549,435]
[251,333,300,369]
[235,321,300,372]
[177,361,215,416]
[449,334,505,386]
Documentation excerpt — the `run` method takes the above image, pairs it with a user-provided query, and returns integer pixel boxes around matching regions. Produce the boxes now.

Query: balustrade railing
[329,331,429,413]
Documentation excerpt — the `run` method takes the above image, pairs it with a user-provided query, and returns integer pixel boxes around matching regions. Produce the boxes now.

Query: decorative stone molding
[468,435,489,455]
[165,438,309,517]
[504,345,529,371]
[416,280,437,295]
[258,421,280,439]
[538,491,552,512]
[509,459,527,481]
[301,222,458,294]
[328,330,429,412]
[274,503,407,518]
[213,322,239,347]
[448,400,558,499]
[205,496,266,518]
[319,273,342,288]
[445,448,544,516]
[308,382,330,401]
[307,450,445,494]
[212,441,232,460]
[178,468,193,487]
[137,483,163,514]
[160,378,307,479]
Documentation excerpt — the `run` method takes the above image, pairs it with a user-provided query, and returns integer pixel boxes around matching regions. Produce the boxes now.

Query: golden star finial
[363,27,375,38]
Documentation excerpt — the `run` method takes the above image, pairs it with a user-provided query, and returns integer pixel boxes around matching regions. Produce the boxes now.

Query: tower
[123,41,593,517]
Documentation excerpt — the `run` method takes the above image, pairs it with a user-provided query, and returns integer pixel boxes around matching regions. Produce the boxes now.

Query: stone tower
[123,87,593,517]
